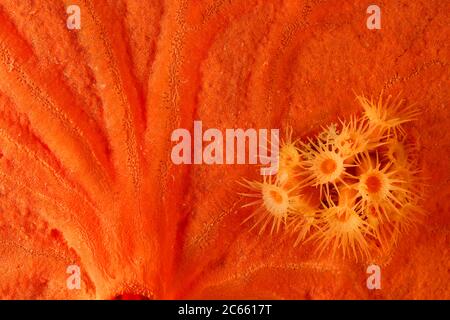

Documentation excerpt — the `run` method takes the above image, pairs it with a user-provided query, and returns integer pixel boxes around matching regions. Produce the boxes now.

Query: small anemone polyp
[240,93,424,261]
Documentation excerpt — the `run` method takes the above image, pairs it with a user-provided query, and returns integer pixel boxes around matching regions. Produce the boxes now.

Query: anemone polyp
[391,201,424,237]
[287,195,319,246]
[334,116,378,160]
[384,137,420,176]
[280,143,301,170]
[357,93,420,137]
[315,197,371,260]
[385,138,410,165]
[364,194,423,253]
[240,176,302,234]
[299,138,351,197]
[355,154,412,221]
[363,204,394,252]
[276,127,302,185]
[390,186,424,227]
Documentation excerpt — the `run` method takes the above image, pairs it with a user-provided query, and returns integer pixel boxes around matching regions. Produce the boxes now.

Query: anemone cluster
[240,94,424,261]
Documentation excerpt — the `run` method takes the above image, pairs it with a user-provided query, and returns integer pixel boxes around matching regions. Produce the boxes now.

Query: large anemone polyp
[299,138,351,197]
[315,198,371,260]
[357,94,419,137]
[355,154,411,221]
[240,177,301,234]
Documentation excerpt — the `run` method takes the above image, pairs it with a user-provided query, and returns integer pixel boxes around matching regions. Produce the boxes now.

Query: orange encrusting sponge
[240,94,424,261]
